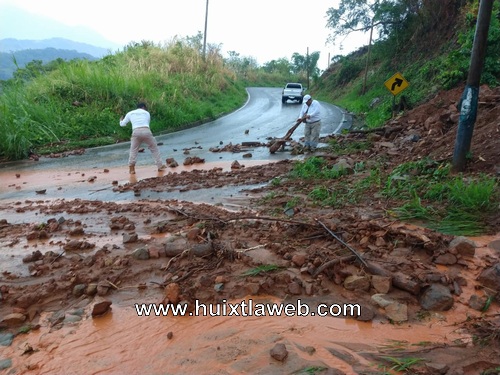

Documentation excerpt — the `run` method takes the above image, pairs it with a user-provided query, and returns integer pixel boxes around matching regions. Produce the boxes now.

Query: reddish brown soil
[0,84,499,374]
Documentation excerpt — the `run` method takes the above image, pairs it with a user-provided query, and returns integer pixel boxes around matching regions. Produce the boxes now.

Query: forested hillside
[314,0,500,128]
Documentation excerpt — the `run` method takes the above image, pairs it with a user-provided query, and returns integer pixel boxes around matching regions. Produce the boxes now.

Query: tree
[325,0,423,46]
[291,51,320,77]
[262,58,292,75]
[326,0,466,44]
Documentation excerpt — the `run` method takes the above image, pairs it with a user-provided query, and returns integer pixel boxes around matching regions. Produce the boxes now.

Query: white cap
[303,94,312,102]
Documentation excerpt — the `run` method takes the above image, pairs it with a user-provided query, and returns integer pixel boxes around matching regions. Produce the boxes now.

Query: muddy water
[3,234,498,375]
[1,295,471,375]
[2,162,499,374]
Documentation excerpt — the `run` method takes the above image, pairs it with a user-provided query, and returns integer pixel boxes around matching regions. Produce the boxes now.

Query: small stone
[270,343,288,362]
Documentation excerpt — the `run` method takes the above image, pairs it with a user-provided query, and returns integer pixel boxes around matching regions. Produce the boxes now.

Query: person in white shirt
[298,94,322,153]
[119,102,166,174]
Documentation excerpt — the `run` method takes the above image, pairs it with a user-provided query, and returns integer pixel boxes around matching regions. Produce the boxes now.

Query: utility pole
[452,0,494,172]
[306,47,310,90]
[203,0,209,59]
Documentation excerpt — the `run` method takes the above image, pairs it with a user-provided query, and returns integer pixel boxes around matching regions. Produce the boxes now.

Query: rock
[288,281,302,295]
[270,343,288,362]
[425,362,450,375]
[85,284,98,296]
[1,313,27,326]
[419,284,454,311]
[434,253,457,265]
[132,247,150,260]
[92,299,112,317]
[0,333,14,346]
[468,294,488,311]
[449,236,476,257]
[371,275,392,294]
[123,232,139,244]
[385,302,408,322]
[72,284,86,297]
[22,250,43,263]
[0,359,12,371]
[291,254,306,267]
[392,272,421,295]
[477,263,500,292]
[163,283,181,304]
[344,275,370,291]
[371,294,393,308]
[355,305,375,322]
[231,160,242,169]
[489,239,500,252]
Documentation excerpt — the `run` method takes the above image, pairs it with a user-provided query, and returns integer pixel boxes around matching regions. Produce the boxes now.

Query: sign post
[384,72,410,117]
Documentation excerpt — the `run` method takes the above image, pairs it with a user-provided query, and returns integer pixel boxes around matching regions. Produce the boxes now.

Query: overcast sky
[0,0,368,71]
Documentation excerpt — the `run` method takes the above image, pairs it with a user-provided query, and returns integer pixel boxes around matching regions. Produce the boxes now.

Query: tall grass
[0,39,247,160]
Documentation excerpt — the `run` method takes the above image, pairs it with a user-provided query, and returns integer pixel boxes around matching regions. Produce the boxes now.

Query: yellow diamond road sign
[384,72,409,96]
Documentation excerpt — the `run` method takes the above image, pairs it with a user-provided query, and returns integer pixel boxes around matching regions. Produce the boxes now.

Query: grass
[240,264,282,277]
[272,153,499,236]
[380,356,424,372]
[0,39,248,160]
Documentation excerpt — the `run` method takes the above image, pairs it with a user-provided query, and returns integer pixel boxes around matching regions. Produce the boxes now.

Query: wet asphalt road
[0,87,350,203]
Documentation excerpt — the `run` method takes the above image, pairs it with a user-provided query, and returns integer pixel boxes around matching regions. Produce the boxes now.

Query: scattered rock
[270,343,288,362]
[92,299,112,317]
[419,284,454,311]
[477,263,500,292]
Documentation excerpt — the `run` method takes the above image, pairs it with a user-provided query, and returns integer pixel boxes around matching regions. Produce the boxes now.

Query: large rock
[478,263,500,292]
[449,236,476,257]
[419,284,454,311]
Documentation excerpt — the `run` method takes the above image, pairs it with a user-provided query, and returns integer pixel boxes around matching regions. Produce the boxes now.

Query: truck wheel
[282,97,287,104]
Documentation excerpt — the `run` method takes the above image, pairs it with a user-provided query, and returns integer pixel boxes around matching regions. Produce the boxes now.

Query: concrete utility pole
[203,0,209,59]
[452,0,494,172]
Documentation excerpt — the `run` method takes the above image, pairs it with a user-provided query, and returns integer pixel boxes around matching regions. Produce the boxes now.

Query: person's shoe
[158,165,167,171]
[129,165,136,174]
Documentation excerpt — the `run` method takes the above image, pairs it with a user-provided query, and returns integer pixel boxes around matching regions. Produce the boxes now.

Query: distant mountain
[0,37,111,58]
[0,4,123,80]
[0,47,98,80]
[0,4,122,51]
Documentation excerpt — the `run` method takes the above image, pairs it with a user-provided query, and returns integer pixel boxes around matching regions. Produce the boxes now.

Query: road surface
[0,87,350,203]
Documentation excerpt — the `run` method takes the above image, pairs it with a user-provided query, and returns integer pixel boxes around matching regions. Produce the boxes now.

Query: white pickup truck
[281,83,305,104]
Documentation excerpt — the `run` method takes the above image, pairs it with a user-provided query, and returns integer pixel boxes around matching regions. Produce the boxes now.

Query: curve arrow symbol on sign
[391,78,403,91]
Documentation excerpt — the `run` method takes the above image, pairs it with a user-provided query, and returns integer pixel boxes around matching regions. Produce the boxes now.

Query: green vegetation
[379,356,424,373]
[317,0,500,128]
[240,264,282,277]
[281,154,499,235]
[0,39,248,160]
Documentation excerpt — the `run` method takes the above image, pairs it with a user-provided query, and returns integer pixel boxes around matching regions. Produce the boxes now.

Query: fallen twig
[315,219,368,267]
[313,255,357,277]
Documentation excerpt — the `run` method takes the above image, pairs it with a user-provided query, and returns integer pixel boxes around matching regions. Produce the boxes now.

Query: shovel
[269,119,303,154]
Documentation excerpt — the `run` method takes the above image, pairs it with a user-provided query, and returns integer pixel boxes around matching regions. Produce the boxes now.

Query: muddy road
[0,87,348,202]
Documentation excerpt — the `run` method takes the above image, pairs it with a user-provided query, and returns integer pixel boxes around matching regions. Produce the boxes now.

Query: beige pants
[304,121,321,149]
[128,127,163,168]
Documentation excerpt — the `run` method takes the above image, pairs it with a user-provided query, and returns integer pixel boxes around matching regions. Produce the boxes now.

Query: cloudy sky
[0,0,368,71]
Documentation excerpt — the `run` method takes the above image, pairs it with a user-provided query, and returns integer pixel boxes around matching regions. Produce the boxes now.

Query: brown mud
[0,85,500,374]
